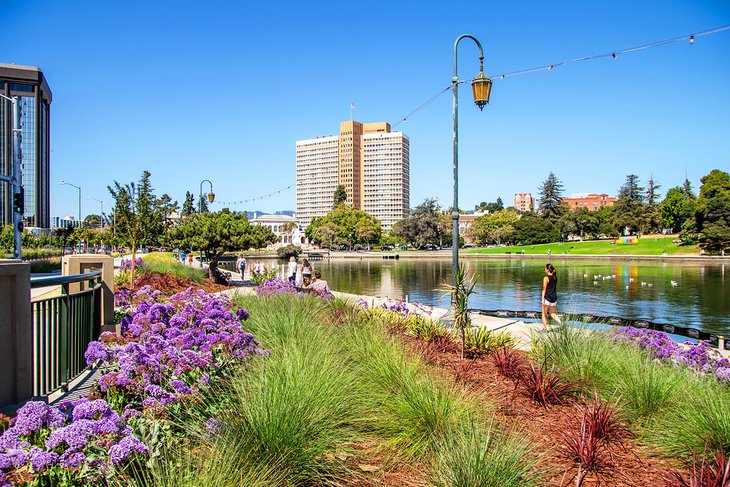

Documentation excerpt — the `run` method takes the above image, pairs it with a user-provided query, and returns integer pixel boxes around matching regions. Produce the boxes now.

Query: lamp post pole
[0,94,23,259]
[198,180,215,268]
[59,180,82,226]
[451,34,491,286]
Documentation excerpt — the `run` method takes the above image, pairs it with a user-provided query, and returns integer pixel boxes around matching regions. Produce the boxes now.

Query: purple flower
[84,341,110,365]
[108,436,148,466]
[716,367,730,382]
[10,401,67,435]
[0,449,28,469]
[256,278,300,296]
[236,308,250,321]
[30,449,59,472]
[205,418,229,439]
[59,451,86,468]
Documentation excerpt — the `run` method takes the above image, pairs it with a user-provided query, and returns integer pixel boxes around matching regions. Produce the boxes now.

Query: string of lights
[211,183,295,206]
[392,24,730,128]
[211,25,728,207]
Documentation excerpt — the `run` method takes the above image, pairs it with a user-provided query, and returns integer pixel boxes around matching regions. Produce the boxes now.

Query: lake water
[227,257,729,335]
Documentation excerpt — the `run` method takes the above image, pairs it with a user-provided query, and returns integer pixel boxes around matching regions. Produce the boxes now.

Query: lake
[228,257,730,335]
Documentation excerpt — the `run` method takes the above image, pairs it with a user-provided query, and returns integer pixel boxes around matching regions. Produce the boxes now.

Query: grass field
[466,236,700,256]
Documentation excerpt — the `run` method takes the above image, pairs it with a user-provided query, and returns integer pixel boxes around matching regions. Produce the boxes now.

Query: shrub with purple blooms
[89,286,265,413]
[0,399,147,485]
[613,327,730,383]
[255,278,300,296]
[119,257,145,271]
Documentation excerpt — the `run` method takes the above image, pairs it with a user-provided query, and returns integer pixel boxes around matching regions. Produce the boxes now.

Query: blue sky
[1,1,728,220]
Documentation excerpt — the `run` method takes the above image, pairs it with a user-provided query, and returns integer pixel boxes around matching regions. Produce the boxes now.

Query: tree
[613,174,645,235]
[695,169,730,252]
[392,199,444,247]
[537,172,565,220]
[333,184,348,209]
[108,180,141,286]
[135,171,163,247]
[661,187,692,233]
[182,191,196,217]
[474,197,504,213]
[571,208,599,239]
[644,175,662,234]
[156,193,178,230]
[513,213,560,244]
[306,207,382,250]
[83,214,102,229]
[469,209,518,245]
[164,209,277,280]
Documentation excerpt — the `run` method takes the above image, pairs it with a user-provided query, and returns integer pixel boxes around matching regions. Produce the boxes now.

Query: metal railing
[30,272,102,397]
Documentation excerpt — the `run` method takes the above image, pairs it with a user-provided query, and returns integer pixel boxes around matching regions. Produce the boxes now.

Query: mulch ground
[405,336,689,486]
[116,274,232,296]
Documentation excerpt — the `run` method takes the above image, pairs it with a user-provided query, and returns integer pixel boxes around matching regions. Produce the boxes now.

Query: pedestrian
[181,250,187,265]
[236,254,246,279]
[301,258,313,287]
[541,263,562,329]
[287,256,297,282]
[188,251,194,266]
[253,260,262,275]
[295,260,304,287]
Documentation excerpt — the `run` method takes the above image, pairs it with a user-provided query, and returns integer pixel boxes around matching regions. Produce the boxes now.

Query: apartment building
[296,121,409,231]
[514,193,535,212]
[563,193,617,211]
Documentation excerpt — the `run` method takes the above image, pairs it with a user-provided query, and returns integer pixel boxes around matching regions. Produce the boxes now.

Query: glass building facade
[0,64,52,228]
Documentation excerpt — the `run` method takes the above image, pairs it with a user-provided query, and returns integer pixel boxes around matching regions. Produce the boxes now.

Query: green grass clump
[431,419,537,487]
[140,261,207,283]
[463,327,516,352]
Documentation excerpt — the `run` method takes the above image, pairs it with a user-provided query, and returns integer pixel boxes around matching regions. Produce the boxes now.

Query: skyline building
[514,192,535,212]
[0,63,52,228]
[296,120,409,231]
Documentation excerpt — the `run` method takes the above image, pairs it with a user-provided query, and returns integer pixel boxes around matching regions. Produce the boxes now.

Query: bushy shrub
[463,328,516,353]
[276,244,301,260]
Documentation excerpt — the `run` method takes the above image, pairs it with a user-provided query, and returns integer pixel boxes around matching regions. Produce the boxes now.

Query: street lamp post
[198,180,215,267]
[59,180,82,227]
[451,34,492,286]
[0,94,23,259]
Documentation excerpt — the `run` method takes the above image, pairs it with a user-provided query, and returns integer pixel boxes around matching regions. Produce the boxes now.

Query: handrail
[30,271,101,288]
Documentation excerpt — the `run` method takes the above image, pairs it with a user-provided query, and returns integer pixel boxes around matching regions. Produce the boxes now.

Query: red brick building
[563,193,617,211]
[513,193,534,212]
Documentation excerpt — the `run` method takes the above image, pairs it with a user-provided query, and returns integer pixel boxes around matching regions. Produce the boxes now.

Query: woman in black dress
[541,263,563,328]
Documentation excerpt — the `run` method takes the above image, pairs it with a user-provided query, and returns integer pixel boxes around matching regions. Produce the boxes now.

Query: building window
[10,83,33,93]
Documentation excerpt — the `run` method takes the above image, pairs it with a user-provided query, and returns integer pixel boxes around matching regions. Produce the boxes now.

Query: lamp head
[471,71,492,111]
[207,192,215,203]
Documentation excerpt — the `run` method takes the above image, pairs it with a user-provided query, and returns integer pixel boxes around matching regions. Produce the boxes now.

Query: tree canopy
[164,209,277,279]
[305,206,382,249]
[537,172,565,220]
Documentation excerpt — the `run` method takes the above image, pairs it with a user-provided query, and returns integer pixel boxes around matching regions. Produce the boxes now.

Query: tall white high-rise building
[295,121,409,231]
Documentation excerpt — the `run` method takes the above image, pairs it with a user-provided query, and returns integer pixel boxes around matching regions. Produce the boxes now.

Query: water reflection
[224,257,729,335]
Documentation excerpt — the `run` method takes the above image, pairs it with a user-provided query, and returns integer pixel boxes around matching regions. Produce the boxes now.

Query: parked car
[381,245,394,251]
[419,244,439,251]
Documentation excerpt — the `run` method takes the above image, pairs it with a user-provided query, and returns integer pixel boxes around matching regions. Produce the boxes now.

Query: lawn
[466,235,700,256]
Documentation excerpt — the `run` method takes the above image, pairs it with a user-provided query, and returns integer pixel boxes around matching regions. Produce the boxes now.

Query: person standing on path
[287,256,297,282]
[541,263,562,328]
[301,259,313,287]
[181,250,186,265]
[188,252,194,266]
[236,254,246,279]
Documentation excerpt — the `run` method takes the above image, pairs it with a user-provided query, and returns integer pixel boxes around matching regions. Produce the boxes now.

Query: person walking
[181,250,187,265]
[301,259,313,287]
[236,254,246,279]
[541,263,562,329]
[287,256,297,282]
[188,251,194,266]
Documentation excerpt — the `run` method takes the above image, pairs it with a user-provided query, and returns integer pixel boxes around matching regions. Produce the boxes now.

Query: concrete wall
[0,260,32,408]
[62,254,115,325]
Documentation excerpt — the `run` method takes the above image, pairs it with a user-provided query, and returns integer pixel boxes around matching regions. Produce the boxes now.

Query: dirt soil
[116,274,231,296]
[407,337,689,486]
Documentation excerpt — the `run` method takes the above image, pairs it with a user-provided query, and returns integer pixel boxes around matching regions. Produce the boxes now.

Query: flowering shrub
[119,257,145,271]
[255,278,300,296]
[90,286,265,413]
[379,299,432,317]
[0,400,147,485]
[613,327,730,383]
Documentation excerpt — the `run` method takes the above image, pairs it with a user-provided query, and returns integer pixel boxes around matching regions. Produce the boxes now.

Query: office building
[296,121,409,231]
[1,64,52,228]
[514,193,535,212]
[563,193,617,211]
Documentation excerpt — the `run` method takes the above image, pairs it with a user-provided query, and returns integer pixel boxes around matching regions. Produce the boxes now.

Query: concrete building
[296,121,409,231]
[514,193,534,212]
[1,64,52,228]
[250,213,303,246]
[51,216,81,229]
[563,193,617,211]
